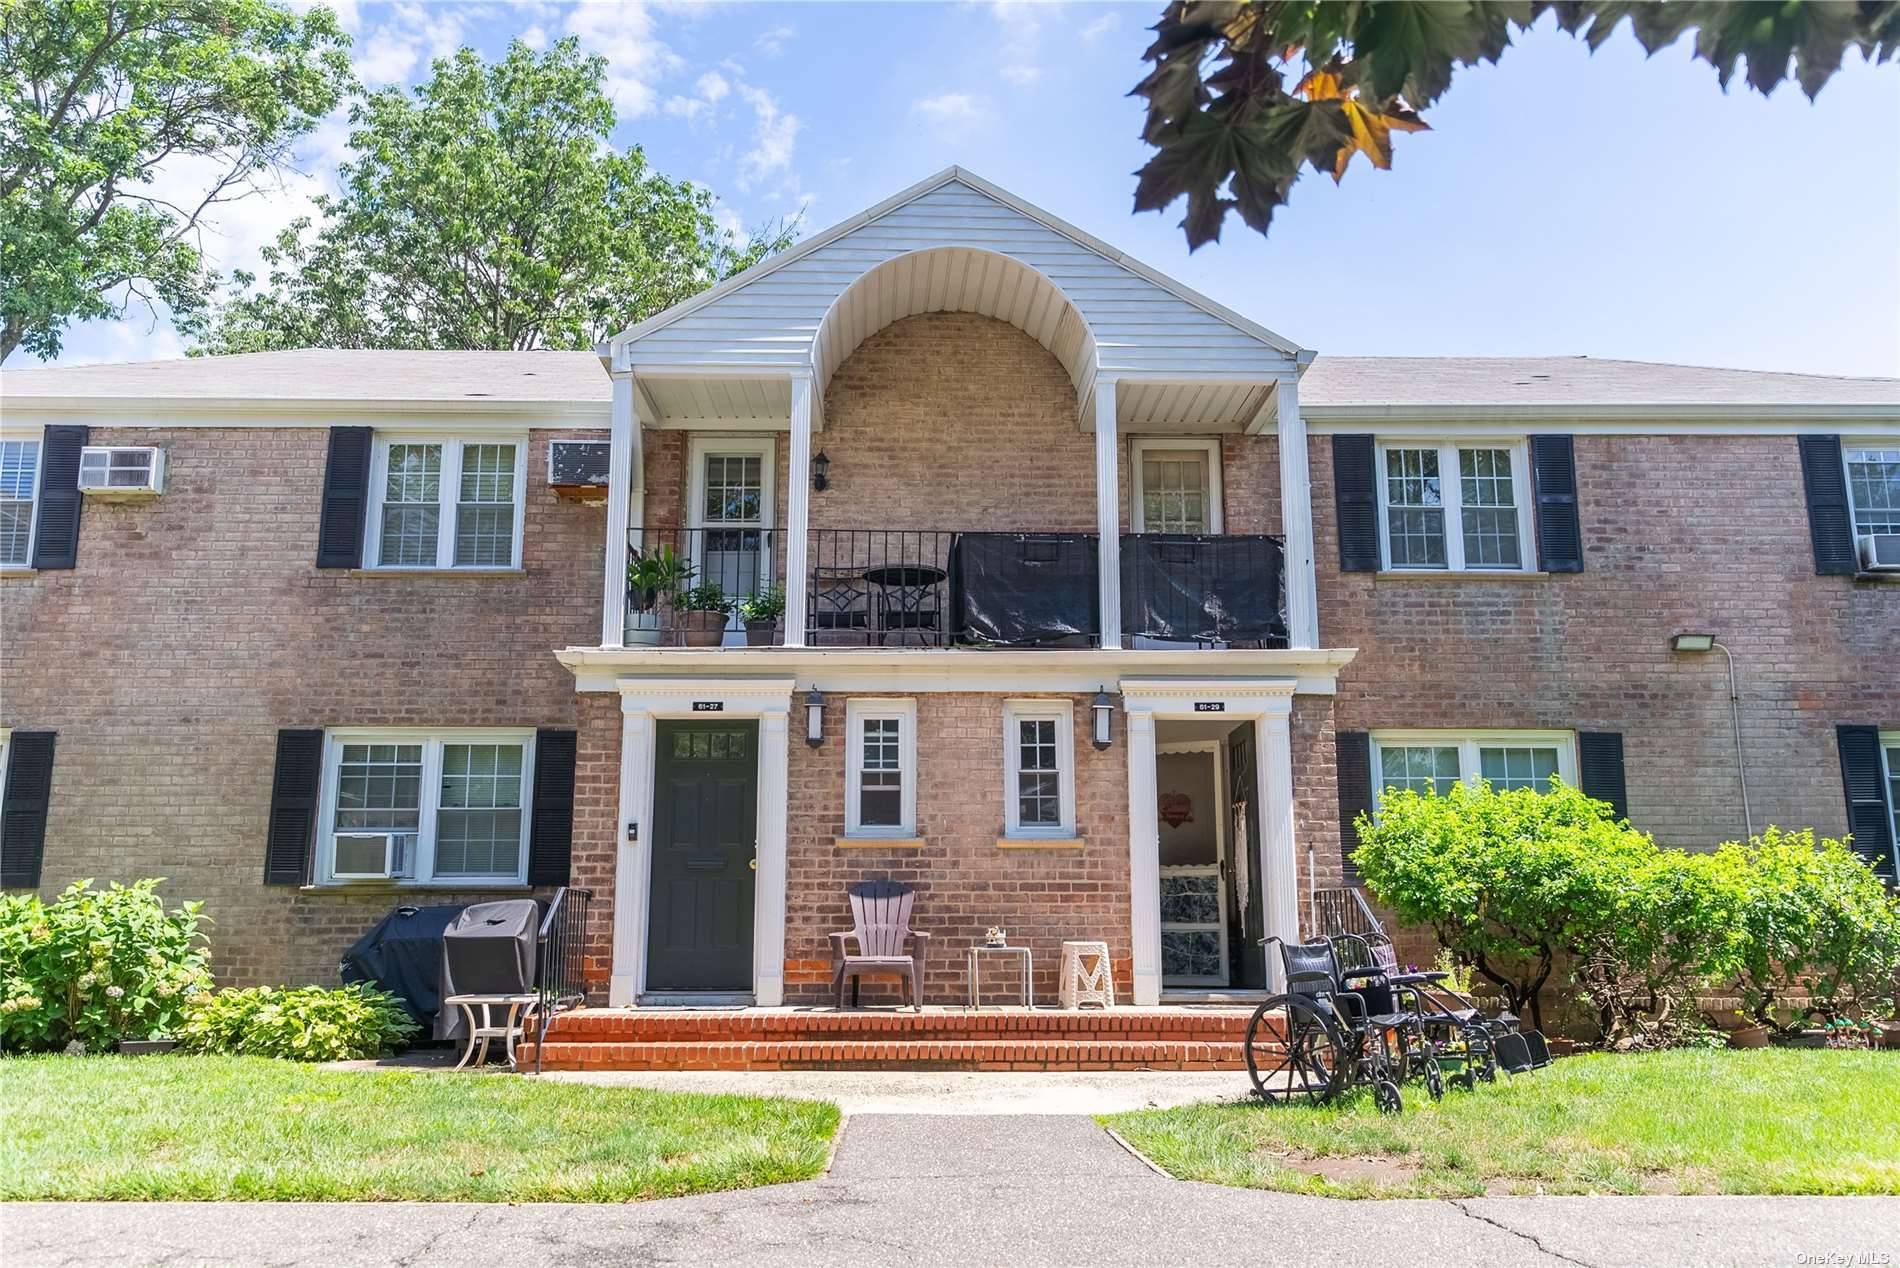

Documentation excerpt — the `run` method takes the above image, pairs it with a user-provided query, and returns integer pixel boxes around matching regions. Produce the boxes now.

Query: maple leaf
[1295,66,1431,180]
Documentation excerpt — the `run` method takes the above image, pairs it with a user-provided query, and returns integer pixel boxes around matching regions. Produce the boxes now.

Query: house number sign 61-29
[1194,702,1226,712]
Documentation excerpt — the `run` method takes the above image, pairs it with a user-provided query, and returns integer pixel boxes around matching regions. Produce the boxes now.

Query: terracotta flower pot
[1727,1024,1772,1049]
[744,618,778,647]
[671,609,728,647]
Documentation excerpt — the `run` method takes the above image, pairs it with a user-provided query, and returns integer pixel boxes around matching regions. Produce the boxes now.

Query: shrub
[0,879,211,1053]
[177,983,418,1061]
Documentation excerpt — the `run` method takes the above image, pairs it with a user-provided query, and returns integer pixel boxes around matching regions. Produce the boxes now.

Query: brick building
[3,168,1895,1012]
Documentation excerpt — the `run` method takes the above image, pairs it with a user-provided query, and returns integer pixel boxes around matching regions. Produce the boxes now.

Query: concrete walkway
[5,1114,1895,1267]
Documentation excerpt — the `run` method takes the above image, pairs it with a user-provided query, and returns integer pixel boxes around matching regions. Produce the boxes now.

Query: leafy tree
[0,0,352,360]
[1131,1,1900,247]
[198,39,796,354]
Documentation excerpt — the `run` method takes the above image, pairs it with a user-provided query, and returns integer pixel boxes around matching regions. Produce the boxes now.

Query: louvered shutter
[1836,725,1896,878]
[527,728,577,886]
[1529,435,1583,573]
[315,427,373,568]
[30,425,87,570]
[1799,436,1858,576]
[1,731,57,888]
[264,729,324,885]
[1335,730,1373,886]
[1577,732,1629,822]
[1332,435,1380,572]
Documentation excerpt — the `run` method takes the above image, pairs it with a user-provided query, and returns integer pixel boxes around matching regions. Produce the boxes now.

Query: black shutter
[1336,730,1373,886]
[1529,435,1584,573]
[30,425,87,570]
[1,731,57,888]
[527,728,577,886]
[264,729,324,885]
[1799,436,1858,576]
[1332,434,1380,572]
[315,427,373,569]
[1577,732,1629,822]
[1836,725,1896,878]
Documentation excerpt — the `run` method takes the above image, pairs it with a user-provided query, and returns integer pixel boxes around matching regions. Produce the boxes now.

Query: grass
[0,1054,840,1202]
[1104,1048,1900,1199]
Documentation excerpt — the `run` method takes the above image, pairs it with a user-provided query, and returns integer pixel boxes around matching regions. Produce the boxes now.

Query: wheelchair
[1339,931,1553,1083]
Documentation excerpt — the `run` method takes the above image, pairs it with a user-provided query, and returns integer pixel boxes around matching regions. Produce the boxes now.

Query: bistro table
[862,563,948,646]
[966,943,1033,1009]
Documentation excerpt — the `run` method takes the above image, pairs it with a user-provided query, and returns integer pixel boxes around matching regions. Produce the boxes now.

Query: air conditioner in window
[331,832,415,880]
[77,446,164,498]
[1858,534,1900,572]
[547,439,610,504]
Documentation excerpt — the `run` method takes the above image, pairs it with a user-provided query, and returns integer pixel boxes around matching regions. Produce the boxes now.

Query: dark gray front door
[647,720,758,992]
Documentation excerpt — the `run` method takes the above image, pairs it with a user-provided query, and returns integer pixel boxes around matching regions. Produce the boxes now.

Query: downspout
[1714,640,1755,840]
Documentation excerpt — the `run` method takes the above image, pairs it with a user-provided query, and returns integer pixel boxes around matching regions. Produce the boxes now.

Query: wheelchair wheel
[1247,994,1347,1105]
[1421,1051,1445,1101]
[1373,1078,1403,1114]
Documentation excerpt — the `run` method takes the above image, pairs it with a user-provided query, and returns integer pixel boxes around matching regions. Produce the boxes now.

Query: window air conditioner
[331,832,414,880]
[77,446,165,498]
[1858,534,1900,573]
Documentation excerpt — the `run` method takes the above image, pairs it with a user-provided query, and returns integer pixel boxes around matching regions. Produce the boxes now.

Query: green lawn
[1105,1049,1900,1199]
[0,1055,840,1202]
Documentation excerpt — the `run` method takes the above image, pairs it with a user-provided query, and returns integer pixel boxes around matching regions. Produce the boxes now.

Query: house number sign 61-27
[692,701,725,712]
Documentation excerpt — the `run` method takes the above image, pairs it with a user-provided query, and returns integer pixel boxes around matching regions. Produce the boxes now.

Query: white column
[1256,702,1300,991]
[1275,378,1320,650]
[1094,379,1123,650]
[1124,707,1161,1005]
[753,708,791,1006]
[609,707,654,1007]
[601,371,640,648]
[783,372,813,648]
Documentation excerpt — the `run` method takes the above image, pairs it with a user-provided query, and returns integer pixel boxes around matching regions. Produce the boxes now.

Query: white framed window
[0,438,41,568]
[1882,732,1900,852]
[1377,441,1534,572]
[316,729,535,886]
[845,699,916,838]
[1369,730,1578,808]
[686,436,775,607]
[1003,699,1076,837]
[1844,446,1900,537]
[1131,438,1222,534]
[363,437,527,570]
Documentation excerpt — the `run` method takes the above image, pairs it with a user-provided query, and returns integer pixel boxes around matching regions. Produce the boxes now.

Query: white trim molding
[1094,379,1123,650]
[608,677,796,1008]
[1118,677,1300,1003]
[1375,438,1536,574]
[1367,729,1579,808]
[1002,697,1078,839]
[1272,379,1320,648]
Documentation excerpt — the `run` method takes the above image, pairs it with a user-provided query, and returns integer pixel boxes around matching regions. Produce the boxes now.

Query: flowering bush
[0,879,211,1052]
[176,983,418,1061]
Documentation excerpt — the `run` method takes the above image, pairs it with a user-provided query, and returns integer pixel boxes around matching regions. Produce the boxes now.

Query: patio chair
[829,880,930,1010]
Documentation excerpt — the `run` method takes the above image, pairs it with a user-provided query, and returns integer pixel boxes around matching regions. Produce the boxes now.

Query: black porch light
[806,687,827,747]
[812,450,830,492]
[1091,687,1115,750]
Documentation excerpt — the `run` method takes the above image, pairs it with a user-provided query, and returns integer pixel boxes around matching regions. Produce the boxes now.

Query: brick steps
[522,1007,1281,1071]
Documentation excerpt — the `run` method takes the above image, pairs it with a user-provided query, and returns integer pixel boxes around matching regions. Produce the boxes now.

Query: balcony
[625,527,1285,650]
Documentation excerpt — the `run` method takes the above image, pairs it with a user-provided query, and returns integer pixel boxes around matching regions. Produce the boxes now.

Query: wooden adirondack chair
[829,880,930,1010]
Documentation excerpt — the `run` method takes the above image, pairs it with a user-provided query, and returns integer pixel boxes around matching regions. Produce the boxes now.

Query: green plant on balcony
[671,581,732,647]
[626,544,693,614]
[737,585,785,646]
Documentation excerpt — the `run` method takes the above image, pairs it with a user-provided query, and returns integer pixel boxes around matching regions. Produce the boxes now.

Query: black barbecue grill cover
[339,903,468,1034]
[949,532,1099,646]
[1120,534,1287,645]
[439,899,540,1039]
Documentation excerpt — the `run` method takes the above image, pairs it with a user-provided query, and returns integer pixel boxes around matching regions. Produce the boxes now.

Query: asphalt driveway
[4,1114,1894,1267]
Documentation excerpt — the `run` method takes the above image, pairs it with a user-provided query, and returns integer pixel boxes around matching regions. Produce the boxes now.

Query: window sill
[0,568,38,580]
[835,836,925,849]
[344,568,526,579]
[1853,571,1900,583]
[1375,569,1551,582]
[299,881,535,895]
[996,836,1085,850]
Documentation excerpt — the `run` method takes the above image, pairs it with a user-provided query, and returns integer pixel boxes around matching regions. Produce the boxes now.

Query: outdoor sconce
[806,687,826,747]
[1091,688,1115,750]
[1670,632,1715,652]
[812,450,830,492]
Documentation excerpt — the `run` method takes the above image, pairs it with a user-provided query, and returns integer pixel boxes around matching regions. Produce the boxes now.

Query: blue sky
[25,0,1900,376]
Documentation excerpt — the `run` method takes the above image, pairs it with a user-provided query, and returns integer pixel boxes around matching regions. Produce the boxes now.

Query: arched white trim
[810,246,1099,405]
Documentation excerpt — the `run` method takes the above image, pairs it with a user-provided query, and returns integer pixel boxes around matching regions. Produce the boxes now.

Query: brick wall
[1312,431,1899,853]
[0,425,604,987]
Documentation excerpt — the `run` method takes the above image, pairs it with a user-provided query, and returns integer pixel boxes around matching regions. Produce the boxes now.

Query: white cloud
[519,24,548,50]
[355,27,420,83]
[1080,12,1119,44]
[914,92,991,137]
[1001,63,1039,86]
[563,0,683,119]
[988,0,1042,89]
[754,23,794,57]
[663,70,732,122]
[696,71,731,104]
[737,84,799,191]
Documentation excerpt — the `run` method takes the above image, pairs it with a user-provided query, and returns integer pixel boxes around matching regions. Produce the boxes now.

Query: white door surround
[1120,677,1301,1003]
[609,677,795,1007]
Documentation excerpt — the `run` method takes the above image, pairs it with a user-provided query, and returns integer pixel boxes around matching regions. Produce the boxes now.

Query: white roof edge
[605,165,1310,362]
[2,396,612,418]
[1302,402,1900,421]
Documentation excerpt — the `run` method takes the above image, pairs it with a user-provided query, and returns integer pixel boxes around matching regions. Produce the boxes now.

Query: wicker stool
[1059,940,1115,1010]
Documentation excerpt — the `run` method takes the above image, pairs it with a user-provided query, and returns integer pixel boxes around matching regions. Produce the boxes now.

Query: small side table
[445,993,538,1070]
[967,944,1033,1009]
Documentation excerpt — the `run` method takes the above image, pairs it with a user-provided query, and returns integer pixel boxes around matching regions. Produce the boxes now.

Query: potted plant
[627,544,693,646]
[672,581,731,647]
[1727,1010,1772,1049]
[737,585,786,646]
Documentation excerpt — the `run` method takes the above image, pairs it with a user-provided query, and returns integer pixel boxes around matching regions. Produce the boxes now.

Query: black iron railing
[1307,887,1386,943]
[532,886,592,1075]
[626,526,782,645]
[1120,533,1287,647]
